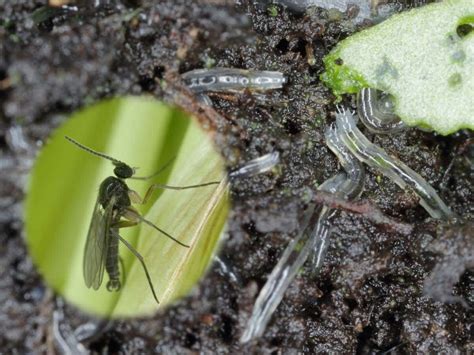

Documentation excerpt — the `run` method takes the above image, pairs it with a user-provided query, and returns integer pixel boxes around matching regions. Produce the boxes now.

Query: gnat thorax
[98,177,131,208]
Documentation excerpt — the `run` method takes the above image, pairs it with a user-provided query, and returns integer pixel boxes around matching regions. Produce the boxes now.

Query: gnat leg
[109,229,160,305]
[130,156,175,181]
[122,207,190,248]
[128,180,220,206]
[113,219,138,229]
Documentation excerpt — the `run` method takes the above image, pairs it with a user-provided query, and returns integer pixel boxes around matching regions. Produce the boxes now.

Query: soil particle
[0,0,472,353]
[423,221,474,308]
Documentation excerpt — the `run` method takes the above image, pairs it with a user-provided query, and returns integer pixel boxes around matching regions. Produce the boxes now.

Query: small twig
[163,70,227,134]
[0,77,11,90]
[313,191,413,235]
[207,92,239,102]
[48,0,71,6]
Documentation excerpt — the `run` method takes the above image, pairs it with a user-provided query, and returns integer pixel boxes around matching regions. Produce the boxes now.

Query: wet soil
[0,0,472,353]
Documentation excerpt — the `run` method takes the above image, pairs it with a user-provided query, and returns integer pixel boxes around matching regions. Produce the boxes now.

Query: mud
[0,0,472,353]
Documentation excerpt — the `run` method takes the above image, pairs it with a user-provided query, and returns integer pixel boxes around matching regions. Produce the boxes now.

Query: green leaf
[321,0,474,135]
[25,96,229,318]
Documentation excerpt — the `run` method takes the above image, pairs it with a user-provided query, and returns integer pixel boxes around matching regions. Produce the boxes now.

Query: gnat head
[65,136,135,179]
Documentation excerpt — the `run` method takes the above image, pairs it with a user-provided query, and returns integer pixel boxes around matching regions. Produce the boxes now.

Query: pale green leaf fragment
[321,0,474,135]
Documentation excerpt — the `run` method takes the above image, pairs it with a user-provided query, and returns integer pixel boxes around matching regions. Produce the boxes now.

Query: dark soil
[0,0,472,353]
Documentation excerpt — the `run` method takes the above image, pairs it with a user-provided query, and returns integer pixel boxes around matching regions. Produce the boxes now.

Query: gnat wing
[83,195,115,290]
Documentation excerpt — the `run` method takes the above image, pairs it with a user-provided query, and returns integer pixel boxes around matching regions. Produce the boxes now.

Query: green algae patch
[321,0,474,135]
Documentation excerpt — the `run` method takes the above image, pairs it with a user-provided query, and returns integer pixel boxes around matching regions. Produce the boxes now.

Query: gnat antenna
[65,136,122,165]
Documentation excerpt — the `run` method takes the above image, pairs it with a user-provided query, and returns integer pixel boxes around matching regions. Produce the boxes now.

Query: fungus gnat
[65,136,219,305]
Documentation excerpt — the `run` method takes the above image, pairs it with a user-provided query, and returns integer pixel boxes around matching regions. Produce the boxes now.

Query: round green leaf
[321,0,474,135]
